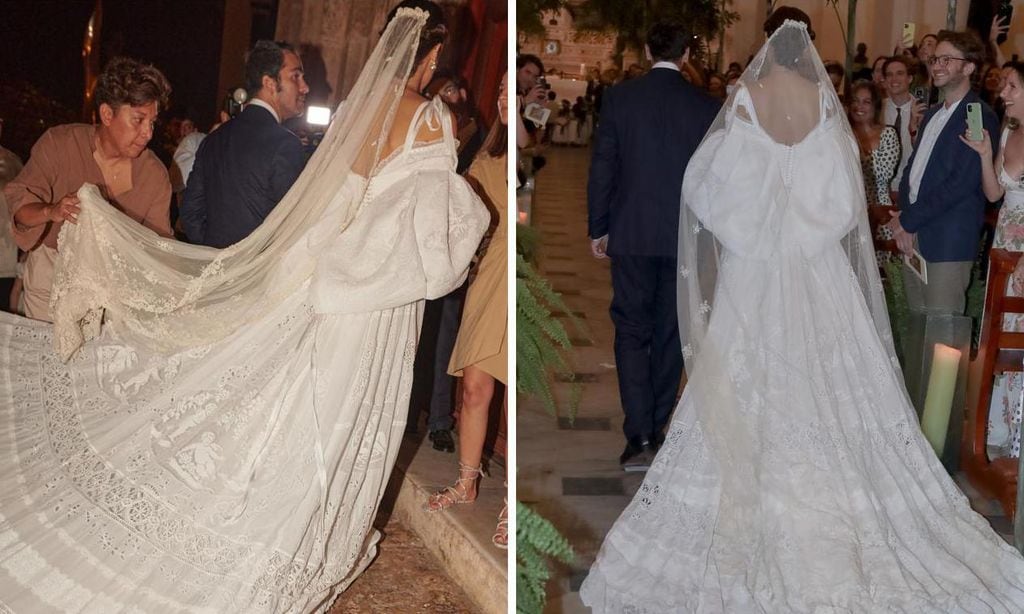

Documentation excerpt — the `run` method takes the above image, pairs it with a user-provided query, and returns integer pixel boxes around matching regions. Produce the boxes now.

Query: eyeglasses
[928,55,970,67]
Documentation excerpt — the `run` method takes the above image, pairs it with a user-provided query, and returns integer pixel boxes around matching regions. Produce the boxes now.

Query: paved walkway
[328,426,507,613]
[518,145,1015,614]
[330,515,476,613]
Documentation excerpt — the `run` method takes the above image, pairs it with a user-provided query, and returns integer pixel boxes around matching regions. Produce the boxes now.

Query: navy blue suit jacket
[897,91,998,262]
[180,105,306,248]
[587,68,720,257]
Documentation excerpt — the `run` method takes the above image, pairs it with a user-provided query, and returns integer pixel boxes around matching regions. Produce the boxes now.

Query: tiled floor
[517,145,1017,614]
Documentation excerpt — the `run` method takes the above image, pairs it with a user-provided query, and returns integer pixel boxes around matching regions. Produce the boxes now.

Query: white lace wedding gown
[0,97,488,613]
[580,82,1024,612]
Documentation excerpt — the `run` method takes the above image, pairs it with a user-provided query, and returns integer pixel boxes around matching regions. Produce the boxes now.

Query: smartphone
[966,102,984,142]
[902,22,916,48]
[913,86,927,103]
[998,1,1013,45]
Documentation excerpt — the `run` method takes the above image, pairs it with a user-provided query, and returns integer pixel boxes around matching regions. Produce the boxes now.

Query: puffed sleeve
[309,169,489,314]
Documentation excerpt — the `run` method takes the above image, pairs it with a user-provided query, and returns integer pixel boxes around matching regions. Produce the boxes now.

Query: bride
[580,20,1024,613]
[0,2,488,612]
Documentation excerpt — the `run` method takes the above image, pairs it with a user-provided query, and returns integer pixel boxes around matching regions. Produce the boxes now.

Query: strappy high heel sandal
[492,499,508,549]
[424,462,482,512]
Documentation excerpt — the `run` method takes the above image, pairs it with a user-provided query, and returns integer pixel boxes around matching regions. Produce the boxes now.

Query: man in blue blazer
[180,40,309,248]
[587,22,719,470]
[889,31,998,315]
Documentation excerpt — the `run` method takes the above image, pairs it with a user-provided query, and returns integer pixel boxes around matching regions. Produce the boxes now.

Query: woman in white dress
[580,20,1024,613]
[0,3,489,613]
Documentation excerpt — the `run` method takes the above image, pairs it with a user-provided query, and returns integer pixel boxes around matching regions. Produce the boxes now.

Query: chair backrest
[963,248,1024,520]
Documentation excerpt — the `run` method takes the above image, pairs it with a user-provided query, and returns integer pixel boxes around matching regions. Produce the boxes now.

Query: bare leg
[424,365,495,510]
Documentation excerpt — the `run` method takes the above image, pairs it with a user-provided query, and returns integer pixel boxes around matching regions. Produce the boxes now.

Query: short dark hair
[646,22,693,62]
[825,62,844,77]
[93,57,171,112]
[385,0,448,66]
[245,40,296,95]
[936,30,986,68]
[882,55,911,77]
[764,6,815,40]
[517,54,544,75]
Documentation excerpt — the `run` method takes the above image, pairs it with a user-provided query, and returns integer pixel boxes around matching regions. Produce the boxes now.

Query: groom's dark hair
[646,22,694,62]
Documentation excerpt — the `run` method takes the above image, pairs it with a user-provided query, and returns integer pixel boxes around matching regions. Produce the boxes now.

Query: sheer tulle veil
[676,20,903,490]
[50,8,432,360]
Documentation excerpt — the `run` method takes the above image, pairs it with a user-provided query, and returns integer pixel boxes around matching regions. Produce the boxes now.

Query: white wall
[723,0,973,69]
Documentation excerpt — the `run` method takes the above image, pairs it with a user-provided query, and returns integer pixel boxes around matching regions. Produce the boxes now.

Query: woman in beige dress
[425,72,509,548]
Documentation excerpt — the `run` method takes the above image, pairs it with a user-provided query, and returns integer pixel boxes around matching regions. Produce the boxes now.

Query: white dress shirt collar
[651,61,681,72]
[247,99,281,124]
[907,97,963,203]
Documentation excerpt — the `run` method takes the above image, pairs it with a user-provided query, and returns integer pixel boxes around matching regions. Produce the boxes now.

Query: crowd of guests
[0,6,510,549]
[517,11,1024,463]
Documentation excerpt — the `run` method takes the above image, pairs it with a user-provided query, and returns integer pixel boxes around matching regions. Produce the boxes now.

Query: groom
[587,22,719,471]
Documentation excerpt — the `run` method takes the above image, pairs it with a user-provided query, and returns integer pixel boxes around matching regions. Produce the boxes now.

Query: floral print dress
[988,128,1024,458]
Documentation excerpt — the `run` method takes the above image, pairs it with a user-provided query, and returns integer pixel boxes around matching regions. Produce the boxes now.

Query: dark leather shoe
[429,429,455,453]
[620,440,656,472]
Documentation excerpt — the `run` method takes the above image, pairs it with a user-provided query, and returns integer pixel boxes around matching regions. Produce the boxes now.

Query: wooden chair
[963,248,1024,518]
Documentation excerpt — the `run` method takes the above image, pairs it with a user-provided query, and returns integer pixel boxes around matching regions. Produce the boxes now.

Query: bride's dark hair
[385,0,448,65]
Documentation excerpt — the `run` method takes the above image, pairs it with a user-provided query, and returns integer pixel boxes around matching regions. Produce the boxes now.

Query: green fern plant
[516,501,574,614]
[516,222,580,613]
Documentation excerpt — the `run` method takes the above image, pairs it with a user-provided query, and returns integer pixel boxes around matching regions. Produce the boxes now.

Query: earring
[430,59,437,70]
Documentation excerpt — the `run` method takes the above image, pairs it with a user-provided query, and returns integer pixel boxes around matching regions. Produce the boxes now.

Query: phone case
[902,23,916,48]
[998,1,1013,45]
[966,103,984,142]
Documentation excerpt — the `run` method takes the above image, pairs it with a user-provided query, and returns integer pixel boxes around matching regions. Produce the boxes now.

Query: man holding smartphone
[882,56,927,193]
[886,31,998,318]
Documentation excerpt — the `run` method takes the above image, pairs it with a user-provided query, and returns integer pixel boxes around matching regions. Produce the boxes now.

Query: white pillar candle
[921,343,961,456]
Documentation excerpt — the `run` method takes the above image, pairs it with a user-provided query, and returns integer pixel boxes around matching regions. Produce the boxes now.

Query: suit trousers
[609,255,684,445]
[902,259,973,316]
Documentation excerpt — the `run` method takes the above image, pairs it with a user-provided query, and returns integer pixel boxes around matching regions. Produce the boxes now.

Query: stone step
[380,434,508,614]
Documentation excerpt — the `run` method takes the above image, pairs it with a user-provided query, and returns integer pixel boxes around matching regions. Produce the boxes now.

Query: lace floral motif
[0,90,485,612]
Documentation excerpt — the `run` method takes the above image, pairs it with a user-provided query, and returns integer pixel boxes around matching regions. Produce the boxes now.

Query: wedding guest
[872,56,888,90]
[4,57,173,322]
[882,56,927,192]
[887,30,999,317]
[0,145,22,312]
[826,61,845,97]
[426,72,509,550]
[960,61,1024,458]
[179,40,309,248]
[982,65,1006,120]
[572,96,588,144]
[707,73,727,99]
[516,53,546,111]
[850,80,900,262]
[587,21,719,471]
[912,33,939,104]
[427,71,483,173]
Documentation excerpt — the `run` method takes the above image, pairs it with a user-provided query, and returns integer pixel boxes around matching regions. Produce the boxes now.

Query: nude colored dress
[448,152,507,384]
